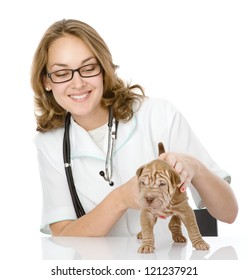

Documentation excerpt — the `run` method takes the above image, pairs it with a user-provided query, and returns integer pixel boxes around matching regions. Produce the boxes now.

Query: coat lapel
[70,115,137,160]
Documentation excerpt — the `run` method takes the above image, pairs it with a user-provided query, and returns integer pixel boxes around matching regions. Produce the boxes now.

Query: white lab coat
[34,97,230,235]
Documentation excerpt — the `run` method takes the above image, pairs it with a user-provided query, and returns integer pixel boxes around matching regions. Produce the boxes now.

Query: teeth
[73,95,84,99]
[70,93,89,100]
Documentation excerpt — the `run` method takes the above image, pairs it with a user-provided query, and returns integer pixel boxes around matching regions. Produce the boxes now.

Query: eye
[140,180,149,187]
[158,181,167,187]
[54,70,71,77]
[80,64,97,74]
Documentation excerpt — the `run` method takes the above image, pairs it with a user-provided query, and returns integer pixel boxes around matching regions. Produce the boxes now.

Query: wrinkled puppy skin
[136,143,209,254]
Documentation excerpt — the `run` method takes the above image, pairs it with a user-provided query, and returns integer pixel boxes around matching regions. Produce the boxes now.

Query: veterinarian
[31,19,238,237]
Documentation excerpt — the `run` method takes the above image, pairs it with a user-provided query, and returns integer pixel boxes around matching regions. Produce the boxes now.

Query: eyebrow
[49,56,96,69]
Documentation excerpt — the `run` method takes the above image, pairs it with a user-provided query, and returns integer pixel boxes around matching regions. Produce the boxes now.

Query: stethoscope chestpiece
[99,171,114,186]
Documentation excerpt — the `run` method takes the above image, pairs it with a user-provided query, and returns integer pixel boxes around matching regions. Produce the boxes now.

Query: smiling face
[44,34,107,130]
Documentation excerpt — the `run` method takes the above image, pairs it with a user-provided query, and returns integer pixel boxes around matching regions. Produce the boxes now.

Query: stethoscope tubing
[101,106,118,186]
[63,107,118,218]
[63,112,86,218]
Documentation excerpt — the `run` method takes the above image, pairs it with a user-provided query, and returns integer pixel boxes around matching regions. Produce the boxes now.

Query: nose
[71,71,87,88]
[146,196,155,204]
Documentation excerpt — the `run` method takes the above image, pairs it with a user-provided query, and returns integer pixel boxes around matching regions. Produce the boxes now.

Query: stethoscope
[63,106,118,218]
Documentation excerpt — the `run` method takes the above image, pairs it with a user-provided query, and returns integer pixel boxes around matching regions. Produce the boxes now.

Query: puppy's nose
[146,197,155,204]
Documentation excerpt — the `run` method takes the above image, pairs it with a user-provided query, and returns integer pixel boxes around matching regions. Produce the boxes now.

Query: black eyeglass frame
[46,63,102,84]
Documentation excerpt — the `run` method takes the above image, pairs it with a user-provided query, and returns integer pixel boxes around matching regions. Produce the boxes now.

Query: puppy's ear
[170,169,181,187]
[136,165,145,178]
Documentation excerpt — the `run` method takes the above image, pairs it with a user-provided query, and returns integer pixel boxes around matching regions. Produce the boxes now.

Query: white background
[0,0,247,276]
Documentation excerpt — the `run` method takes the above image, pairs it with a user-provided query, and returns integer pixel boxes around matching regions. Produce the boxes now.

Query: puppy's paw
[136,232,142,239]
[172,234,187,243]
[193,240,210,250]
[138,244,155,254]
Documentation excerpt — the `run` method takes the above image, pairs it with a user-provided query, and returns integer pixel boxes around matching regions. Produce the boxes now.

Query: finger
[159,215,167,219]
[175,162,183,173]
[180,185,186,192]
[165,155,177,167]
[158,153,167,161]
[180,178,190,193]
[180,170,187,182]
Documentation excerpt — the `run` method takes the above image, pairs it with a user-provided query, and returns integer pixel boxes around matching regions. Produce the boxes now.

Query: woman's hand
[118,176,141,210]
[159,152,198,192]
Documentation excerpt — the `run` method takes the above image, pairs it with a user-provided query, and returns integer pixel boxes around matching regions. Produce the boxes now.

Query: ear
[136,165,145,178]
[170,169,181,187]
[43,75,51,92]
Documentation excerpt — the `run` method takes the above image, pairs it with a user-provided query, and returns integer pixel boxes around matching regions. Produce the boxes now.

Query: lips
[69,91,91,101]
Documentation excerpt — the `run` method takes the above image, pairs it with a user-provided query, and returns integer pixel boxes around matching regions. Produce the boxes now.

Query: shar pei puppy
[136,143,210,253]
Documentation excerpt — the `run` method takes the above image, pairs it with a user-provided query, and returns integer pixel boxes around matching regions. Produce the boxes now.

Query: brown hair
[31,19,144,132]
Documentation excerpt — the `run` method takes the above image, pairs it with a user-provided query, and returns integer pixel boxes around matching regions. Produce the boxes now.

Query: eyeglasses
[46,63,102,84]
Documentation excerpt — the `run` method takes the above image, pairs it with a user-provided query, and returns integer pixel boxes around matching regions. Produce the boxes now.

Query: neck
[72,107,108,131]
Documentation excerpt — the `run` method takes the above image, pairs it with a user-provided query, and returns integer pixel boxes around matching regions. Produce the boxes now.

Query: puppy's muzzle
[140,189,164,209]
[146,196,155,205]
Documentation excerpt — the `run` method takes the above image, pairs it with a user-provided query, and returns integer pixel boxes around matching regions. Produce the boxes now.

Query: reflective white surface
[41,236,246,260]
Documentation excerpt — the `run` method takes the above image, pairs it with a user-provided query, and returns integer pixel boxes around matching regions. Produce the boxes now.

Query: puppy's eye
[140,180,149,187]
[159,182,167,187]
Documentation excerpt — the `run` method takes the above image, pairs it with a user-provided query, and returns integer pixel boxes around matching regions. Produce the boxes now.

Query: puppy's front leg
[138,208,157,253]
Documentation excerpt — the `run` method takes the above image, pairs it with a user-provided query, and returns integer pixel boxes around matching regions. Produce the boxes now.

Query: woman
[31,19,238,237]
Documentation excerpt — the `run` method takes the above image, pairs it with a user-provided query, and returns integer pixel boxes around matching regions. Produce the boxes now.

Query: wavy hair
[30,19,144,132]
